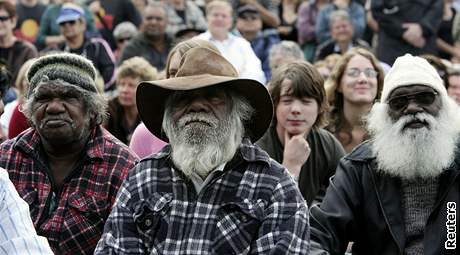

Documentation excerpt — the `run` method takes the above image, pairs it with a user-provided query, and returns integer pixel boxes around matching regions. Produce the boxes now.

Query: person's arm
[250,171,310,254]
[83,5,98,34]
[309,158,361,254]
[36,6,64,48]
[240,0,280,27]
[94,174,146,254]
[239,38,266,84]
[297,2,316,44]
[418,0,443,39]
[94,39,117,90]
[370,0,405,39]
[0,169,54,254]
[315,7,330,44]
[349,3,366,39]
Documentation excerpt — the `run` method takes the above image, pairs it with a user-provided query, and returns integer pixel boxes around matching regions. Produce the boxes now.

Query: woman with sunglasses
[324,47,385,152]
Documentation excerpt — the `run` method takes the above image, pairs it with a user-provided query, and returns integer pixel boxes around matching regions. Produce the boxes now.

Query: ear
[10,16,17,27]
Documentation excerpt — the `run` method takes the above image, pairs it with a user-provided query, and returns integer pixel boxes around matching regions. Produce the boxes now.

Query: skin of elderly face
[30,82,90,145]
[386,85,442,127]
[171,87,230,125]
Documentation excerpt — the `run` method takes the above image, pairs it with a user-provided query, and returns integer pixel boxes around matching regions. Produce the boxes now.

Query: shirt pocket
[213,199,265,255]
[132,193,172,250]
[61,192,110,252]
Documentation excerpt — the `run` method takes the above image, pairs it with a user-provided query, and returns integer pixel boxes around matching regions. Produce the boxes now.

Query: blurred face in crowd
[207,4,232,36]
[270,55,298,72]
[0,8,15,38]
[330,18,353,43]
[59,18,85,40]
[276,79,319,136]
[117,76,140,108]
[29,82,91,147]
[339,54,378,106]
[236,12,262,35]
[447,74,460,104]
[142,6,167,39]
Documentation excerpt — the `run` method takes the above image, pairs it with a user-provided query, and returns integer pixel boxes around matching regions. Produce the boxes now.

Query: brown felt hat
[136,47,273,142]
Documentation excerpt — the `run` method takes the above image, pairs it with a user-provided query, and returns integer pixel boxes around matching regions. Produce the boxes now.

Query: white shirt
[197,31,266,85]
[0,168,53,254]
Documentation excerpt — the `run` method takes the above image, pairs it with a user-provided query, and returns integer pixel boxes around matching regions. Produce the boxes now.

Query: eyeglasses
[0,16,10,22]
[59,20,77,26]
[345,68,378,78]
[117,37,131,43]
[387,91,438,111]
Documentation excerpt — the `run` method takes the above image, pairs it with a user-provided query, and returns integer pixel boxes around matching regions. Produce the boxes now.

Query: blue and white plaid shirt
[0,168,53,254]
[95,138,310,254]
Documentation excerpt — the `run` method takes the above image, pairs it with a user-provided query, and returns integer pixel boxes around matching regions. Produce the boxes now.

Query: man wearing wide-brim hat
[95,47,310,254]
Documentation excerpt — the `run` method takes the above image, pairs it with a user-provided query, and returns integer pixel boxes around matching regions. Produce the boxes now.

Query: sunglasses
[387,91,438,111]
[239,14,259,21]
[117,37,131,43]
[345,68,378,78]
[59,20,77,26]
[0,16,10,22]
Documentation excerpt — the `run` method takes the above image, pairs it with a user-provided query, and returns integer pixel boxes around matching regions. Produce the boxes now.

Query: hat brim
[136,74,273,142]
[57,14,80,24]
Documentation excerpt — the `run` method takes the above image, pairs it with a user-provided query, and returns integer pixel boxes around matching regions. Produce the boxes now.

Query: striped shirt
[0,168,53,255]
[95,138,310,254]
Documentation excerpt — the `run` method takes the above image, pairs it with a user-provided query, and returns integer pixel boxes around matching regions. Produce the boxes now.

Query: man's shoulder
[344,141,374,162]
[95,127,139,162]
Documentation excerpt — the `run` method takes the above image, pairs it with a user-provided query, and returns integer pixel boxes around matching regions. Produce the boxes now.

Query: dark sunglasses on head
[117,37,131,43]
[387,90,438,111]
[59,20,77,26]
[0,16,10,22]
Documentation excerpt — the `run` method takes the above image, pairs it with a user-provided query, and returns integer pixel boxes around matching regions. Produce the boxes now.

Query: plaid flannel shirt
[0,126,138,254]
[95,138,310,254]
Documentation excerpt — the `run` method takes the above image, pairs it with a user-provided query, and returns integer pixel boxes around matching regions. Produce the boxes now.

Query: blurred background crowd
[0,0,458,157]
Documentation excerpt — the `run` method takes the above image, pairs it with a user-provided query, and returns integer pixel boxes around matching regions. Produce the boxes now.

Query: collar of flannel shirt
[14,126,105,160]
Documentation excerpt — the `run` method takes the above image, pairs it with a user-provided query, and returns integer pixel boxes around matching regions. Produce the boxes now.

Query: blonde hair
[117,56,158,81]
[15,59,35,99]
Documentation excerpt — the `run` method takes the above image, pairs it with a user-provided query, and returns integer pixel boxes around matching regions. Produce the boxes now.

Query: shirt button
[145,219,152,227]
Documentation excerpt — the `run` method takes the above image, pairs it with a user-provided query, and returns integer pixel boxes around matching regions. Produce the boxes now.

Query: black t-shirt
[14,3,46,44]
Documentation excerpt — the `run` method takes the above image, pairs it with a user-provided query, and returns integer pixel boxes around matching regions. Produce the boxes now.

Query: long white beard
[163,111,244,179]
[367,101,460,179]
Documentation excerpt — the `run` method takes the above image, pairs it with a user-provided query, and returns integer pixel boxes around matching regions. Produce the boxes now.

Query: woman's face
[338,54,378,106]
[117,76,141,107]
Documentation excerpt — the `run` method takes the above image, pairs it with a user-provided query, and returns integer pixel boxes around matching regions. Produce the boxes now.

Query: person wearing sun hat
[310,54,460,254]
[95,46,310,254]
[0,52,138,254]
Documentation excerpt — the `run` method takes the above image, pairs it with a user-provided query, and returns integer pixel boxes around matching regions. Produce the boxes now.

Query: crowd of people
[0,0,459,254]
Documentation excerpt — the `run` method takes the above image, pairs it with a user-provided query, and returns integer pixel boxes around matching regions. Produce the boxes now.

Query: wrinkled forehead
[31,80,86,98]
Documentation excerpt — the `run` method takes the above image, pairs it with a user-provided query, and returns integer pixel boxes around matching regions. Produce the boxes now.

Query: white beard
[163,111,244,180]
[367,100,460,179]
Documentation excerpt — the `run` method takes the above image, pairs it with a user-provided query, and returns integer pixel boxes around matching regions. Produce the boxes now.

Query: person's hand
[277,26,292,35]
[89,0,101,15]
[402,23,425,48]
[282,130,311,180]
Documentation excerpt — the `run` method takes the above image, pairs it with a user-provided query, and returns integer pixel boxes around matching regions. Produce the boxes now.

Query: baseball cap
[57,3,84,25]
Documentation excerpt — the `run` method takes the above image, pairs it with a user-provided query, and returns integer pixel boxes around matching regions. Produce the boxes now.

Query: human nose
[187,96,210,114]
[403,99,423,114]
[45,99,66,114]
[290,100,302,114]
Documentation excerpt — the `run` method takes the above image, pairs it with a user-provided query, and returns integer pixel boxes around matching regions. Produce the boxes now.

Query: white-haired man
[310,54,460,254]
[95,47,309,254]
